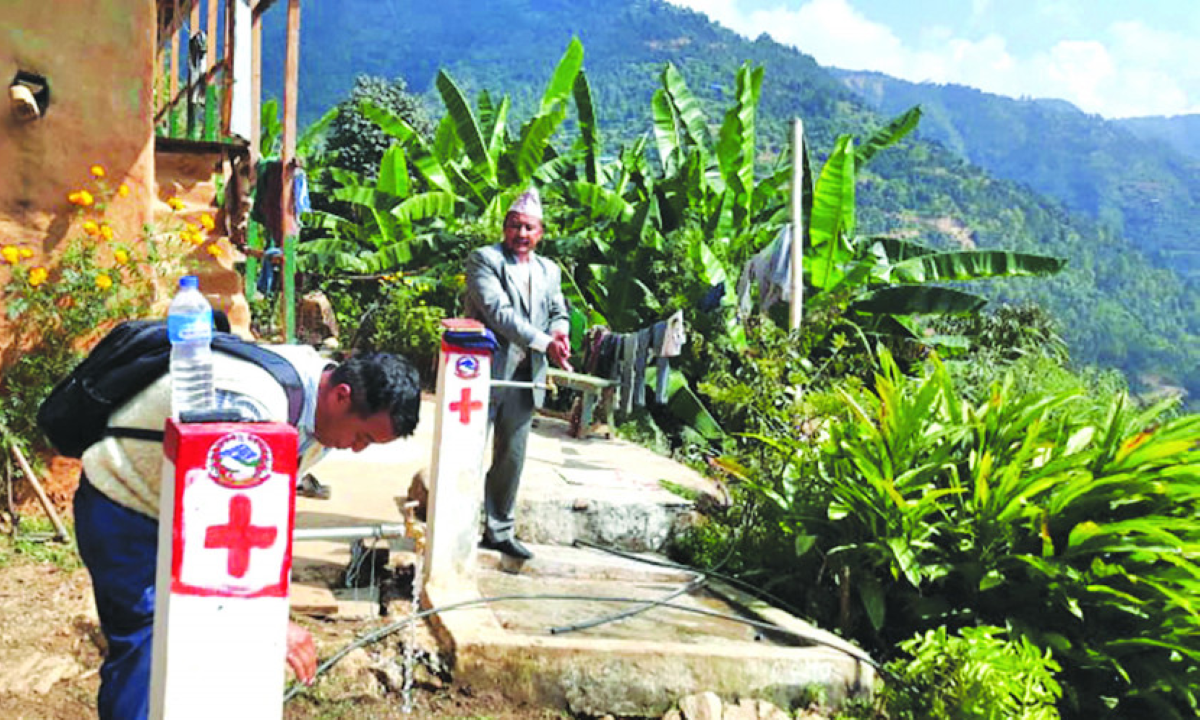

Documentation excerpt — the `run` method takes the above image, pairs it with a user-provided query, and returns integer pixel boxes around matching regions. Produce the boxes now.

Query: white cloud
[664,0,1200,118]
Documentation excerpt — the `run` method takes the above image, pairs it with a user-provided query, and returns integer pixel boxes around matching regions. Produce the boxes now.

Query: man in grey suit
[465,188,572,560]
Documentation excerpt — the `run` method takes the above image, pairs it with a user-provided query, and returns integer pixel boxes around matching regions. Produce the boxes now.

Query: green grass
[0,516,80,570]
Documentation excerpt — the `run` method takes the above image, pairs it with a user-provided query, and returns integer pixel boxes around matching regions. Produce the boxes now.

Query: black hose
[547,576,707,635]
[572,538,813,623]
[283,591,886,703]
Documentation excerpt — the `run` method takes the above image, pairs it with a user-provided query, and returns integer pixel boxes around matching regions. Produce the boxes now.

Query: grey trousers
[484,369,535,543]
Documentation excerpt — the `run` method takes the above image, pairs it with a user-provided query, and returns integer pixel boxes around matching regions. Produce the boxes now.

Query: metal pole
[293,524,415,547]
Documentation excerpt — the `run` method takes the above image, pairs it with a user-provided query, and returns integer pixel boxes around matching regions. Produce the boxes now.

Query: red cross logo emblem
[204,494,278,578]
[449,387,483,425]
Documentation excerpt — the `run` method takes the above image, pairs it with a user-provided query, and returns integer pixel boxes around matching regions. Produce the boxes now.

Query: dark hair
[330,352,421,437]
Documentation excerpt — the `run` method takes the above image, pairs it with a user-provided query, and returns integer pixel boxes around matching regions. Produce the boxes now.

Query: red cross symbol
[449,387,483,425]
[204,494,277,578]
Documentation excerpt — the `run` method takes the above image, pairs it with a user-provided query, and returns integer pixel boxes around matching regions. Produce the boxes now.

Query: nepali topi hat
[507,187,543,220]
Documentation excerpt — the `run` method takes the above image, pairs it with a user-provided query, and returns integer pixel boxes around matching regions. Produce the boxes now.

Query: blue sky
[664,0,1200,118]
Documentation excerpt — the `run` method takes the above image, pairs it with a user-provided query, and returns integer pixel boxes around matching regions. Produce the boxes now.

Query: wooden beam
[169,0,180,113]
[206,0,218,71]
[281,0,301,342]
[221,0,236,136]
[251,0,262,161]
[789,118,805,331]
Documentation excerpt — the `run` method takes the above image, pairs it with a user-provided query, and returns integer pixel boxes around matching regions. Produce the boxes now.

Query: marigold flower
[114,249,129,264]
[118,184,130,197]
[28,267,49,287]
[82,220,101,236]
[95,273,113,290]
[19,247,33,259]
[206,243,223,258]
[100,225,114,241]
[1,246,20,264]
[90,165,106,178]
[200,213,215,231]
[69,190,95,207]
[167,197,185,211]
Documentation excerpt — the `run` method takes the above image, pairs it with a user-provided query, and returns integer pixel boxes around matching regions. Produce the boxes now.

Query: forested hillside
[1119,113,1200,161]
[833,70,1200,286]
[260,0,1197,405]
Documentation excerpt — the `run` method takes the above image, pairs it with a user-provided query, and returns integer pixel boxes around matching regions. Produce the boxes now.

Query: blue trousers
[74,477,157,720]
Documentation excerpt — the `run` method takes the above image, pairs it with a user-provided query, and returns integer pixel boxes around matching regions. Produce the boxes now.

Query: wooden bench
[547,368,617,439]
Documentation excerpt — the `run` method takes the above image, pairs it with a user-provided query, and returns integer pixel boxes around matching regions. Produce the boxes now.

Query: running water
[401,551,423,714]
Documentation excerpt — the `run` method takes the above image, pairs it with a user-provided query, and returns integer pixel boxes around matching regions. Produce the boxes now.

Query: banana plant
[798,107,1066,343]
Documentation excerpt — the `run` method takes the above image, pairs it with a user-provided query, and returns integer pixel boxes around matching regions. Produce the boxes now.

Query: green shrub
[879,625,1061,719]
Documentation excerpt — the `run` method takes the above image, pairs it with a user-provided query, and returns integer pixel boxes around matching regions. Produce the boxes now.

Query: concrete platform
[290,395,876,714]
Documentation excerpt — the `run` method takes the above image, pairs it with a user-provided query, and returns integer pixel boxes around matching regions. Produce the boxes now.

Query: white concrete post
[790,117,805,331]
[150,420,298,720]
[424,319,492,592]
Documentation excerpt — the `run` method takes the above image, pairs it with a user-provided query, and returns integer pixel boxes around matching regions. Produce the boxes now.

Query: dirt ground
[0,459,575,720]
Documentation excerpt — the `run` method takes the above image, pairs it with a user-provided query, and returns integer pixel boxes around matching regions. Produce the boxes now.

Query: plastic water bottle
[167,275,214,417]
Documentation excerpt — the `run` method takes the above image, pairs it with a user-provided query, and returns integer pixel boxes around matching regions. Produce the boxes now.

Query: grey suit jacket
[464,243,569,407]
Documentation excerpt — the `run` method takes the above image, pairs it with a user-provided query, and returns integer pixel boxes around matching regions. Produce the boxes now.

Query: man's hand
[548,332,573,372]
[286,621,317,685]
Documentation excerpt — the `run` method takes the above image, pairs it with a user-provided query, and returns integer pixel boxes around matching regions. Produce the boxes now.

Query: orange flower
[19,247,33,259]
[118,184,130,197]
[1,246,19,264]
[114,249,129,264]
[206,243,223,258]
[82,220,101,237]
[100,225,114,241]
[167,197,185,212]
[68,190,95,207]
[28,266,49,287]
[90,165,106,178]
[199,213,216,231]
[95,273,113,290]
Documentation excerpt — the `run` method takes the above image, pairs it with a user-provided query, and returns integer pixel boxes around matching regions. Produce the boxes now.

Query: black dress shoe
[479,536,533,560]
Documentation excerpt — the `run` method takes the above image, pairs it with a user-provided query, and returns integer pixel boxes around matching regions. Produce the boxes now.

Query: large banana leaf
[573,70,600,184]
[715,63,763,226]
[857,106,921,167]
[567,181,635,223]
[885,250,1067,284]
[851,286,988,315]
[377,145,409,198]
[660,63,712,156]
[807,136,856,290]
[436,70,496,186]
[651,88,682,174]
[390,192,457,224]
[362,103,454,195]
[645,366,724,440]
[515,104,567,183]
[539,36,584,115]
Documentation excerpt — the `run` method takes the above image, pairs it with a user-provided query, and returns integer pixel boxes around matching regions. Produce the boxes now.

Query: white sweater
[81,345,328,518]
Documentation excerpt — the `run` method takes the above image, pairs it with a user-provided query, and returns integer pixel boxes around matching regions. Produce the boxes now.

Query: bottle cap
[180,275,199,290]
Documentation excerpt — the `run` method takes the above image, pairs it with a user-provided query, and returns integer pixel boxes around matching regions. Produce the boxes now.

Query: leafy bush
[0,168,195,452]
[324,75,434,180]
[879,625,1061,719]
[678,347,1200,717]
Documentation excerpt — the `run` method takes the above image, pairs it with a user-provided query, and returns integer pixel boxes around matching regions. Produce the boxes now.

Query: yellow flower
[185,231,204,246]
[28,267,48,287]
[167,197,185,212]
[206,243,223,258]
[199,213,215,231]
[82,220,101,236]
[118,184,130,197]
[100,225,114,241]
[95,273,113,290]
[1,246,20,264]
[68,190,95,207]
[90,165,106,178]
[19,247,33,259]
[114,249,129,264]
